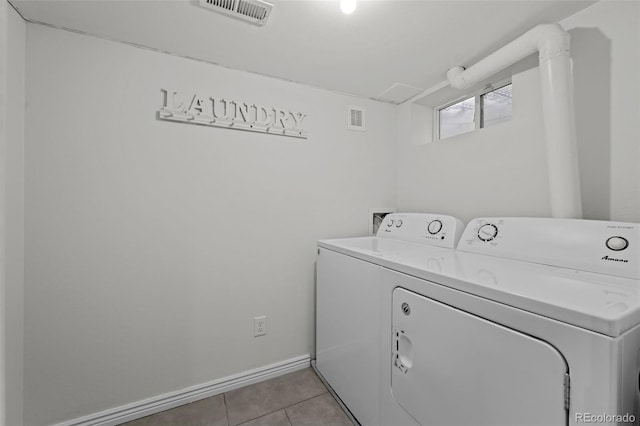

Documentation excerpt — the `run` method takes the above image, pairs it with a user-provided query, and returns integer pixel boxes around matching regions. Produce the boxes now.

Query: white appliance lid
[317,237,459,276]
[318,236,640,337]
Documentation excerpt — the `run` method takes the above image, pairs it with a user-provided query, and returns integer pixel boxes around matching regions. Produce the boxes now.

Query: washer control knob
[427,220,443,235]
[606,236,629,251]
[395,220,403,228]
[478,224,498,242]
[387,219,394,227]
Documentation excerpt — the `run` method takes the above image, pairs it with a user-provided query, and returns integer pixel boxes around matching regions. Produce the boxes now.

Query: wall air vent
[347,106,366,131]
[198,0,273,26]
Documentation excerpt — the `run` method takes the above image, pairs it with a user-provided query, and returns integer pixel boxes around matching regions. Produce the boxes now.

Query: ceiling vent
[347,106,366,131]
[198,0,273,26]
[376,83,424,104]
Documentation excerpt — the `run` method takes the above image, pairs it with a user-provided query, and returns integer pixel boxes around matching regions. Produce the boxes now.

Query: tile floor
[121,368,355,426]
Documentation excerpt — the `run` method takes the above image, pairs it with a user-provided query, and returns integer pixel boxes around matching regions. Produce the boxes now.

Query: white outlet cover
[254,316,266,337]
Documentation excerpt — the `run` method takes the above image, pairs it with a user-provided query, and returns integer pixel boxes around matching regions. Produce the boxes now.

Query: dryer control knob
[427,220,443,235]
[478,224,498,242]
[606,236,629,251]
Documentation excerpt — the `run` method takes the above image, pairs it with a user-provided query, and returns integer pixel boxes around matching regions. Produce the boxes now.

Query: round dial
[395,219,403,228]
[427,220,443,235]
[386,219,394,227]
[606,236,629,251]
[478,224,498,242]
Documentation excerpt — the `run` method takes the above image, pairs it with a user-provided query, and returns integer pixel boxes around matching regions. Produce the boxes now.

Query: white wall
[23,24,397,425]
[397,66,551,224]
[1,1,25,425]
[561,0,640,223]
[397,0,640,224]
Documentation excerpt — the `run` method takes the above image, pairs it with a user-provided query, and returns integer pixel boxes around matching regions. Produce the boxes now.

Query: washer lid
[318,236,640,337]
[318,237,460,277]
[452,251,640,337]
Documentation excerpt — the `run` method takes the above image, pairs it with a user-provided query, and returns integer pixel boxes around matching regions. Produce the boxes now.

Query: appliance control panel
[377,213,464,249]
[458,217,639,279]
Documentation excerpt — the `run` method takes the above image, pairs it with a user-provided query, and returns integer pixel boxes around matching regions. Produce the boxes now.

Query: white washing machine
[382,217,640,426]
[315,213,465,425]
[318,214,640,426]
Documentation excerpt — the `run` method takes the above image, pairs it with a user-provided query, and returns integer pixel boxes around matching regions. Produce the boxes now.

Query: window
[438,96,476,140]
[481,84,513,128]
[436,82,512,140]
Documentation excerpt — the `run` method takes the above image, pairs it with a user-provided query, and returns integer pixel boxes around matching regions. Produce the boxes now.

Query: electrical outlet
[254,316,266,337]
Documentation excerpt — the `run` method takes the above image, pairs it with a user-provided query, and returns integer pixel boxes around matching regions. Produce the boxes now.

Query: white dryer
[382,217,640,426]
[315,213,464,425]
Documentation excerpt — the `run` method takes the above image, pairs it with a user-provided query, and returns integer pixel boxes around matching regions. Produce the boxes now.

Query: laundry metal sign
[157,89,308,139]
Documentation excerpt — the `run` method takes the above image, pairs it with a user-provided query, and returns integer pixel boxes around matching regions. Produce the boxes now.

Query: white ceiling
[11,0,596,103]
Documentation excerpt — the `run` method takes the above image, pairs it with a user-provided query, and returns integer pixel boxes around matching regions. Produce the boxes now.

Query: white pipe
[447,24,582,219]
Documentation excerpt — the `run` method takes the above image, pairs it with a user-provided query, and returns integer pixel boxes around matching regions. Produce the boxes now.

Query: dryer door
[392,287,568,426]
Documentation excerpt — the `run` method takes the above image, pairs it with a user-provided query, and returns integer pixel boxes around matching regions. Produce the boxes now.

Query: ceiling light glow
[340,0,356,15]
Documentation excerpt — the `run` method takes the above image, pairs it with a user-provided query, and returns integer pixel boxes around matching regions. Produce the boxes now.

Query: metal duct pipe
[447,24,582,219]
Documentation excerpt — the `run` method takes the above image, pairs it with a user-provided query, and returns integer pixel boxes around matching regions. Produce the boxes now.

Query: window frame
[433,78,512,141]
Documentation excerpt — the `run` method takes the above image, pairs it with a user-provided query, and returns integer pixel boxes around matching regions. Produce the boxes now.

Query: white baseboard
[53,354,311,426]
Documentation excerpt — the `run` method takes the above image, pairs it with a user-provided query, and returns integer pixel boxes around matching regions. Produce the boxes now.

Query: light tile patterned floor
[121,368,355,426]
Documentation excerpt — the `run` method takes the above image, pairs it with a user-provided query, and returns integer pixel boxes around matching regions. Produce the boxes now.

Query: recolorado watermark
[576,413,636,423]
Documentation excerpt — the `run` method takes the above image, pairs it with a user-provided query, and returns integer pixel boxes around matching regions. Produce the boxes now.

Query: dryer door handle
[393,329,413,373]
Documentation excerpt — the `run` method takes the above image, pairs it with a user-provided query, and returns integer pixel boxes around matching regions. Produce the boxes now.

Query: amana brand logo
[601,255,629,263]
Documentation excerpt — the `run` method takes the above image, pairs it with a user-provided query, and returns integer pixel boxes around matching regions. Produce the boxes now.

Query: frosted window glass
[481,84,512,128]
[439,97,475,140]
